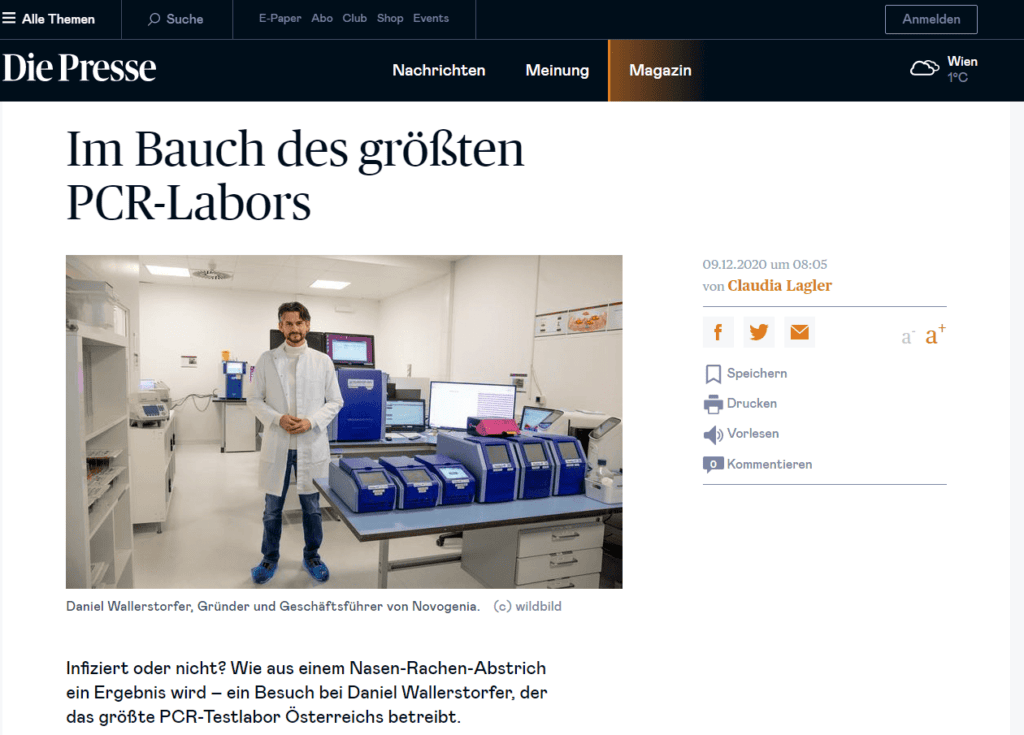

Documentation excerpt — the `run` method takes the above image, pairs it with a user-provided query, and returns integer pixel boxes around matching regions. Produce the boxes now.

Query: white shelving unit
[129,410,176,532]
[67,322,135,589]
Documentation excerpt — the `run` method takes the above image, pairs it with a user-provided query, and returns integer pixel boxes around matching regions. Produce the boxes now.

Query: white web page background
[2,102,1014,733]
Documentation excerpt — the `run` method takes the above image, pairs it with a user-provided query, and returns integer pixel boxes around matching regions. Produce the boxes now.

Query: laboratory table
[312,477,620,588]
[330,433,436,460]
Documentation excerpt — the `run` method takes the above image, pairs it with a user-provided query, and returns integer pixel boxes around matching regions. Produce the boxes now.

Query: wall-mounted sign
[535,302,622,337]
[567,306,608,333]
[534,312,566,337]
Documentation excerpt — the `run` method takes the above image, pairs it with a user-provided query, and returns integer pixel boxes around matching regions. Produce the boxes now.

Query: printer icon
[704,394,724,415]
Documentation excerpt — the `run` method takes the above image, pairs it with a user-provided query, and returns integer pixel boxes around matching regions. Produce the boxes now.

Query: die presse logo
[3,53,157,82]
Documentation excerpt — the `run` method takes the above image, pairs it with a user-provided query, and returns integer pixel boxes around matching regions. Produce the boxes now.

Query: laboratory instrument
[329,368,387,441]
[129,393,169,425]
[379,456,440,509]
[504,435,554,499]
[542,409,609,455]
[329,457,397,512]
[587,417,622,473]
[533,433,586,496]
[138,379,171,404]
[467,416,520,437]
[413,454,477,505]
[436,433,520,503]
[223,360,246,399]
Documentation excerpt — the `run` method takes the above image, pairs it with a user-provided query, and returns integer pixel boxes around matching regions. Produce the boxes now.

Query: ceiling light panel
[310,280,351,290]
[146,265,191,277]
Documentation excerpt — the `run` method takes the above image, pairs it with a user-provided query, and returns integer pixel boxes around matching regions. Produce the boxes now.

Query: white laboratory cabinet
[129,410,176,531]
[461,518,604,589]
[67,322,135,589]
[217,399,257,452]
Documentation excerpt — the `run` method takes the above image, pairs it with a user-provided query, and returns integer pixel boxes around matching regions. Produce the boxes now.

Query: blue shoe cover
[251,559,277,584]
[303,557,329,582]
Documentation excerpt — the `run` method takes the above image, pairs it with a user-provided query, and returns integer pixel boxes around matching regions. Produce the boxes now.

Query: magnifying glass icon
[148,13,160,26]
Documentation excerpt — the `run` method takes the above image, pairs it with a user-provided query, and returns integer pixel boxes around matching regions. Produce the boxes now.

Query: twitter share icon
[743,317,775,348]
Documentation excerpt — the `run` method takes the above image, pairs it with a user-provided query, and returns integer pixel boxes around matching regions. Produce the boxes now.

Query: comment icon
[702,456,724,474]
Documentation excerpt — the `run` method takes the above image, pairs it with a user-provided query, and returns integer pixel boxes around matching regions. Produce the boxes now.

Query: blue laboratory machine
[414,454,477,506]
[436,433,520,503]
[328,368,388,442]
[329,457,397,513]
[534,434,586,496]
[223,361,246,399]
[379,456,440,510]
[504,435,554,499]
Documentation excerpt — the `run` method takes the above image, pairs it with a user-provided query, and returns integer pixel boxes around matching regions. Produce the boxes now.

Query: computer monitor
[428,381,517,431]
[386,400,426,432]
[521,407,556,431]
[325,333,375,367]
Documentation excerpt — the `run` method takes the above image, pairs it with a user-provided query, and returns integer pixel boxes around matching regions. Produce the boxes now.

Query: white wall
[446,255,623,419]
[531,255,623,417]
[536,255,623,313]
[376,272,452,382]
[532,332,623,417]
[139,284,379,443]
[450,256,540,389]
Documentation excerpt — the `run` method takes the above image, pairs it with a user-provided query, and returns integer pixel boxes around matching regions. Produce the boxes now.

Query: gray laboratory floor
[132,444,484,590]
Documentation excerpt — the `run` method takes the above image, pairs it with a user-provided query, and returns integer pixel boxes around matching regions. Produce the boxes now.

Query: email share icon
[785,318,815,348]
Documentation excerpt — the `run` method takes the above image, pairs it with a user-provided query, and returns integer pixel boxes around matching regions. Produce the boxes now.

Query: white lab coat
[249,345,343,497]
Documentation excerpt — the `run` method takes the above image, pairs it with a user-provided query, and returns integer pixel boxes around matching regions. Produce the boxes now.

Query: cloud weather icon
[910,60,941,76]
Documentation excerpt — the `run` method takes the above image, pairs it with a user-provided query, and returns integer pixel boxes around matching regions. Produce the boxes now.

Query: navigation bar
[0,39,1010,101]
[1,1,1023,40]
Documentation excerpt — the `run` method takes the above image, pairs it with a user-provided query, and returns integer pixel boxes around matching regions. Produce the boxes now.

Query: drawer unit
[518,573,600,590]
[515,547,603,586]
[518,522,604,557]
[462,517,604,589]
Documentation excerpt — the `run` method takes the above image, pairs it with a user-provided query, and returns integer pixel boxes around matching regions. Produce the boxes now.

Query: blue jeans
[260,449,323,563]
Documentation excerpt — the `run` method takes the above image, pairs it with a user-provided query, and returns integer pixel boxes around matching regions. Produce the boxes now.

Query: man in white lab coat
[248,302,343,584]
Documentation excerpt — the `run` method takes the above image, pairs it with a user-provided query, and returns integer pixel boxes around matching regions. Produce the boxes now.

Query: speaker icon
[704,426,723,445]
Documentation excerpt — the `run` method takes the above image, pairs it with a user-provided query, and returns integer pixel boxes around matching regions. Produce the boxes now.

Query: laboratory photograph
[66,255,623,590]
